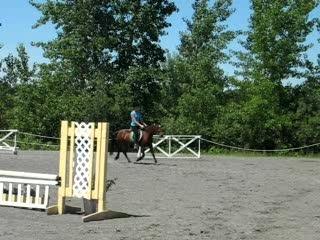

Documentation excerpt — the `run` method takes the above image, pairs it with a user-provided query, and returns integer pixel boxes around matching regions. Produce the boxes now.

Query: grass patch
[206,147,320,158]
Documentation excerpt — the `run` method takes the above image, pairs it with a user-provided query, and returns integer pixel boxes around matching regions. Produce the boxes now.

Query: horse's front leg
[123,151,131,163]
[149,144,157,164]
[136,147,145,162]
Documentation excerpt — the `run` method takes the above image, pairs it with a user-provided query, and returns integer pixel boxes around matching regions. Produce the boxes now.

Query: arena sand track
[0,151,320,240]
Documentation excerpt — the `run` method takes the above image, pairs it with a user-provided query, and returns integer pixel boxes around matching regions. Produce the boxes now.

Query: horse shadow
[133,161,177,167]
[133,162,159,165]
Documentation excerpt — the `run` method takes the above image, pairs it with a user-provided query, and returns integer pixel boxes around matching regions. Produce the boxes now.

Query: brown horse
[112,124,164,163]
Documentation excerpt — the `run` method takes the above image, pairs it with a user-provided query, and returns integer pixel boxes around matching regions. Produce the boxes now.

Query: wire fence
[2,130,320,153]
[19,132,60,140]
[200,138,320,152]
[6,132,60,149]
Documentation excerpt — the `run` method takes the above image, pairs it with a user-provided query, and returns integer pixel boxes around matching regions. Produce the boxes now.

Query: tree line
[0,0,319,152]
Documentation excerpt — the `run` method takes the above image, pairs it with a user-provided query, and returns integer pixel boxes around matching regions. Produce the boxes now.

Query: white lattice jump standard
[47,121,115,222]
[138,135,201,159]
[0,170,59,210]
[0,130,18,154]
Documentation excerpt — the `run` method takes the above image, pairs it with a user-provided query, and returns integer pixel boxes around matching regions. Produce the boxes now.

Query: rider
[130,106,147,149]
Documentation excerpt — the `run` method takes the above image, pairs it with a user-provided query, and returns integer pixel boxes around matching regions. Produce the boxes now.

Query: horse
[112,124,164,163]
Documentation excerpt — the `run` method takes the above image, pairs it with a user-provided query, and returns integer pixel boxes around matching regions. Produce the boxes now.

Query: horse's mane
[144,124,162,133]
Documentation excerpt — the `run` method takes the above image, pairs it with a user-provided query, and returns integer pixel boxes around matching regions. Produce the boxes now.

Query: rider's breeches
[131,126,139,143]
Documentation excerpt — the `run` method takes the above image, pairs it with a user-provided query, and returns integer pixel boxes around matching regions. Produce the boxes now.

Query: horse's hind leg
[123,152,131,163]
[114,151,120,161]
[149,145,157,164]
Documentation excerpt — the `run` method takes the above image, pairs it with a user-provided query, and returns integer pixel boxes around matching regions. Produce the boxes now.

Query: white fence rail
[0,130,18,154]
[138,135,201,159]
[0,170,59,210]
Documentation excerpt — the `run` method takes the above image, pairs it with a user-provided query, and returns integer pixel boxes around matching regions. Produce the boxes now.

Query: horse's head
[145,124,164,137]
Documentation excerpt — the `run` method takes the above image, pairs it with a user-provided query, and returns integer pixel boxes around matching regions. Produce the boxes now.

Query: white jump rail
[0,130,18,154]
[0,170,59,210]
[138,135,201,159]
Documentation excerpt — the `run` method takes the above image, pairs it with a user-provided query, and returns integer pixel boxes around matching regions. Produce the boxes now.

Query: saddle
[128,129,143,142]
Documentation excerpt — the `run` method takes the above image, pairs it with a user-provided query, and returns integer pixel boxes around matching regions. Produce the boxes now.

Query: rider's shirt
[130,110,143,127]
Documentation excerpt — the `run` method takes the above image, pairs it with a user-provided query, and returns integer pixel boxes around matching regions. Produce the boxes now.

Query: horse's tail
[109,131,118,155]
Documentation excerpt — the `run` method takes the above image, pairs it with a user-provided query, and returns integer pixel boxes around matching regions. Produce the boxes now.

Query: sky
[0,0,319,77]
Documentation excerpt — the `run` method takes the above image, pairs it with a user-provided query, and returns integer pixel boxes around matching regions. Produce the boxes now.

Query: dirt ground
[0,151,320,240]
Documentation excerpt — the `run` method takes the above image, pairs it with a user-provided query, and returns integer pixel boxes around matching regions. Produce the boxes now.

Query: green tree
[223,0,319,149]
[1,54,18,87]
[5,45,39,133]
[238,0,318,83]
[163,0,237,136]
[0,55,16,129]
[0,44,37,130]
[293,70,320,152]
[15,44,36,84]
[30,0,176,85]
[29,0,176,133]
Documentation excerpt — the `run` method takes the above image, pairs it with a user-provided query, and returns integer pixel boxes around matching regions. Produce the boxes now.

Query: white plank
[0,170,58,180]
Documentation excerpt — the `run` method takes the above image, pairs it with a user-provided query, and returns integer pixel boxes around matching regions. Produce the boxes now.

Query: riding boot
[133,130,139,150]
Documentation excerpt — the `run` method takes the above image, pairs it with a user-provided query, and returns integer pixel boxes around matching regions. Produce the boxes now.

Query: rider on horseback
[130,106,147,149]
